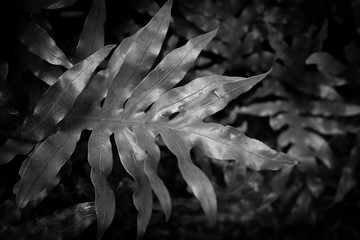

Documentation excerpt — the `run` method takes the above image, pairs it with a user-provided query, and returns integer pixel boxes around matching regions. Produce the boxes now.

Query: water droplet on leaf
[213,90,228,102]
[229,133,237,141]
[213,91,221,99]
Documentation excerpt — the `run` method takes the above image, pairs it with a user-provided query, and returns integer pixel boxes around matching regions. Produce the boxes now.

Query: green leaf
[20,45,115,142]
[19,19,73,69]
[73,0,106,63]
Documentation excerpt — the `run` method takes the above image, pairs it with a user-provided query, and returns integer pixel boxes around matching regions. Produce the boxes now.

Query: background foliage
[0,0,359,239]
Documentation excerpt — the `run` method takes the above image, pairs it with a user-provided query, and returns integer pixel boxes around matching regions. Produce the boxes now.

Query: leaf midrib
[67,115,293,164]
[19,135,69,206]
[24,24,72,68]
[106,11,168,110]
[23,64,91,136]
[136,34,214,105]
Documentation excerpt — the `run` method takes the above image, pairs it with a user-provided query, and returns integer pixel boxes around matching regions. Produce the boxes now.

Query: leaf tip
[166,0,174,7]
[164,210,171,222]
[102,44,117,55]
[208,213,217,228]
[163,0,173,12]
[211,25,219,35]
[15,193,27,209]
[95,227,108,240]
[262,68,272,78]
[287,155,300,168]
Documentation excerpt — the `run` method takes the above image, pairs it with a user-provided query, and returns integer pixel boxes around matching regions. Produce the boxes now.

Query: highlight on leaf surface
[0,0,298,239]
[19,19,73,69]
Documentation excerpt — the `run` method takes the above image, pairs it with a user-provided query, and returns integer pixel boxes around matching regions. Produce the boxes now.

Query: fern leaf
[13,1,297,239]
[133,125,171,221]
[14,130,80,208]
[88,125,115,239]
[73,0,106,63]
[19,19,73,69]
[115,127,152,239]
[20,45,115,142]
[102,0,173,113]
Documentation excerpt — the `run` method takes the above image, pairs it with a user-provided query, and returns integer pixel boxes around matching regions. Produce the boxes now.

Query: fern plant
[0,0,297,238]
[231,19,360,226]
[173,0,272,75]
